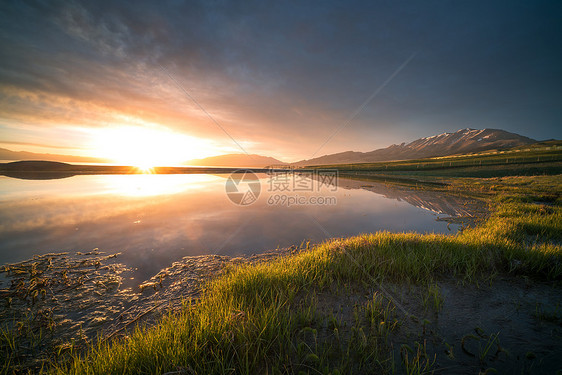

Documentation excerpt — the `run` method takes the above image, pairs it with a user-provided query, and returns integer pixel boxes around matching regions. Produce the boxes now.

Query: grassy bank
[30,175,560,374]
[306,143,562,179]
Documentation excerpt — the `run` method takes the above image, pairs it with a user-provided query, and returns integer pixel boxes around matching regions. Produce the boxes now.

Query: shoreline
[0,160,281,180]
[0,246,306,368]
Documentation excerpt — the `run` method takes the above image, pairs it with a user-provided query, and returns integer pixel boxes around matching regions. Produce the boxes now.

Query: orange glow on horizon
[89,125,219,169]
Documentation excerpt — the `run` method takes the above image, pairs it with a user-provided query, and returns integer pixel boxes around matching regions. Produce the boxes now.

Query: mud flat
[0,247,301,370]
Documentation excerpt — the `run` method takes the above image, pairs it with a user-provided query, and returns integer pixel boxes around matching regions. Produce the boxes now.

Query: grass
[400,340,435,375]
[305,144,562,179]
[421,284,443,312]
[23,174,557,375]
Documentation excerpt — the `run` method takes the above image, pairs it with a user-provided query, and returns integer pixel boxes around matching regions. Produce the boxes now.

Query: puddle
[392,278,562,374]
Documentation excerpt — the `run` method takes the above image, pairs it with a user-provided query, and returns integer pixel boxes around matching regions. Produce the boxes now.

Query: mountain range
[293,128,536,166]
[184,154,285,168]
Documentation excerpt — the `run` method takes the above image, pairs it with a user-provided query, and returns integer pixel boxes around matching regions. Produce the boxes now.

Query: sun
[90,125,214,169]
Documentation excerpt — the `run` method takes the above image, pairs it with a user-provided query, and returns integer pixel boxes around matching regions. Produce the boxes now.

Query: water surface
[0,173,482,280]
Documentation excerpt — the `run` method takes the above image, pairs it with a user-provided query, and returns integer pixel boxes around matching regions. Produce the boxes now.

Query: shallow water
[0,173,484,281]
[392,278,562,374]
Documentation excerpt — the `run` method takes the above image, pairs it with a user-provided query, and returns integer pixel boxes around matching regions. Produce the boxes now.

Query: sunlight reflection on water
[101,174,216,197]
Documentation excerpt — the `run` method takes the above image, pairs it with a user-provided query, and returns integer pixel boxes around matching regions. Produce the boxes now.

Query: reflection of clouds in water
[0,174,224,233]
[0,174,484,279]
[0,174,219,200]
[1,195,161,233]
[0,186,238,275]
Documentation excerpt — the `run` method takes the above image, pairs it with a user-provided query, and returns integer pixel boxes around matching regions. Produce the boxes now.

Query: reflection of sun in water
[102,174,219,197]
[91,125,215,170]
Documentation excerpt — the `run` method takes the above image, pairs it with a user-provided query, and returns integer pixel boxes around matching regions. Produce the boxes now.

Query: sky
[0,0,561,163]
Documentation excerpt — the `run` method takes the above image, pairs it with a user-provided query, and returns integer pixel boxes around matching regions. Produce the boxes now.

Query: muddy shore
[2,244,561,374]
[0,247,301,369]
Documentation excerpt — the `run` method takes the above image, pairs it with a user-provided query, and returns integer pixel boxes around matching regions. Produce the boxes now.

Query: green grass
[25,175,558,375]
[306,144,562,179]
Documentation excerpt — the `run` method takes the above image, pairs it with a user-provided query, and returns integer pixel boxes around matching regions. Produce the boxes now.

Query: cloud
[0,0,560,160]
[0,140,77,150]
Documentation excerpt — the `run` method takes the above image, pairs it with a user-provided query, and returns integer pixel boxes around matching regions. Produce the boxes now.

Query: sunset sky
[0,0,561,163]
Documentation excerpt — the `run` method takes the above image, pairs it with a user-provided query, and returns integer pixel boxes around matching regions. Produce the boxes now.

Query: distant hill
[294,128,536,166]
[0,160,73,171]
[0,147,109,163]
[185,154,286,168]
[0,161,78,180]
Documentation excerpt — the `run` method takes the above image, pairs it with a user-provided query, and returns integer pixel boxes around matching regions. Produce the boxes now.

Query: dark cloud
[0,0,560,159]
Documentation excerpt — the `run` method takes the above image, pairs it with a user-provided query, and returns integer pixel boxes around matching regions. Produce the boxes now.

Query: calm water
[0,173,481,281]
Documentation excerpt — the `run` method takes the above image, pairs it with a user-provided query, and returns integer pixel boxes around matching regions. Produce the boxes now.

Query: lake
[0,172,484,282]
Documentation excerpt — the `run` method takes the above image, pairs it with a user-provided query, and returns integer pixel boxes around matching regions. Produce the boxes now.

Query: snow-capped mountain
[294,128,536,166]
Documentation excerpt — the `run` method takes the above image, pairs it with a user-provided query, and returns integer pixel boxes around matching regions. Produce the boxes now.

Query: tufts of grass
[400,340,436,375]
[532,302,562,325]
[421,284,443,312]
